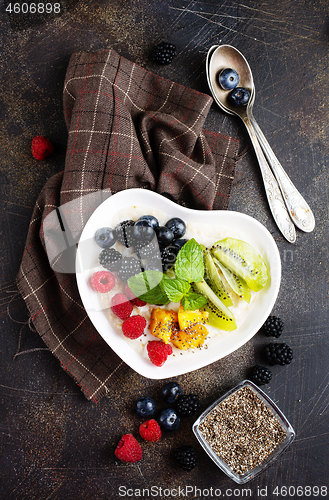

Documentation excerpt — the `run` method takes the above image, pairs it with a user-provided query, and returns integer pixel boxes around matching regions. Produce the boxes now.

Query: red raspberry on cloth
[114,433,143,463]
[31,135,54,160]
[110,293,133,320]
[139,419,162,442]
[122,315,147,339]
[124,284,147,307]
[90,271,115,293]
[147,340,173,367]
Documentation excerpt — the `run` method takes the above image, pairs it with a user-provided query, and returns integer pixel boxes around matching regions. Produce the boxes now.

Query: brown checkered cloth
[16,49,239,402]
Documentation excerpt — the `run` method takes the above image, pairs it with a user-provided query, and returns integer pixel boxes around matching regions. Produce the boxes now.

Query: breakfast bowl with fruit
[75,188,281,378]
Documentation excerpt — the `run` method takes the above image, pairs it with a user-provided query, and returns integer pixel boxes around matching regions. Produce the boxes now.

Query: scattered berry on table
[174,445,197,471]
[250,365,272,385]
[152,42,177,65]
[90,270,115,293]
[135,396,156,417]
[114,434,143,463]
[176,394,200,417]
[262,315,284,338]
[165,217,186,239]
[147,340,173,367]
[218,68,239,90]
[116,256,143,282]
[110,293,133,320]
[161,381,183,404]
[31,135,54,160]
[99,247,122,271]
[114,220,135,247]
[156,226,174,247]
[95,227,116,248]
[139,419,162,442]
[157,408,180,431]
[122,315,147,339]
[228,87,250,107]
[124,284,147,307]
[263,342,293,366]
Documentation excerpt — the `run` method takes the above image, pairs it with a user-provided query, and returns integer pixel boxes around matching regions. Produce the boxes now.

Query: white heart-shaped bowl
[76,189,281,379]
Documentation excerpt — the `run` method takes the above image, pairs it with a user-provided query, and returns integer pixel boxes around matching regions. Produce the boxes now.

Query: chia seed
[198,386,287,476]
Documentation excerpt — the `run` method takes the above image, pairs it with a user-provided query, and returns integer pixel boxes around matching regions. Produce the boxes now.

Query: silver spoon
[207,45,315,239]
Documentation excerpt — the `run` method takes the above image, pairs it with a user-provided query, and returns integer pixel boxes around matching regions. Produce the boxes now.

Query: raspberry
[90,270,115,293]
[122,315,147,339]
[147,341,173,367]
[124,284,147,307]
[250,365,272,385]
[31,135,54,160]
[175,445,197,471]
[114,434,142,463]
[139,419,162,442]
[110,293,133,320]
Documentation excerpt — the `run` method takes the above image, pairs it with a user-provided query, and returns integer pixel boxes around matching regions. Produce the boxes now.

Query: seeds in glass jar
[198,386,287,475]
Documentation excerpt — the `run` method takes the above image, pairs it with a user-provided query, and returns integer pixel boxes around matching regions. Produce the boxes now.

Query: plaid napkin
[16,48,239,402]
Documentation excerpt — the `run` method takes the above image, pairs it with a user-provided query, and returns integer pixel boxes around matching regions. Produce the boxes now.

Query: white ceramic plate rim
[75,188,281,379]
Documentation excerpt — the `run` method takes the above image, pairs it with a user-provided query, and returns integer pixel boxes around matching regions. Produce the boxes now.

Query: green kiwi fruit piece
[213,257,251,304]
[211,237,269,292]
[193,279,237,331]
[202,247,233,307]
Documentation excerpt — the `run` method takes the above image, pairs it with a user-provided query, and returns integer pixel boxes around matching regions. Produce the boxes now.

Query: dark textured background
[0,1,328,498]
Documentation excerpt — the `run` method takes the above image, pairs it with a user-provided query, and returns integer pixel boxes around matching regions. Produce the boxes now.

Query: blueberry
[165,217,186,240]
[228,87,250,107]
[134,396,156,417]
[161,382,183,404]
[138,215,159,230]
[133,220,155,242]
[157,408,180,431]
[218,68,239,90]
[172,238,188,250]
[95,227,116,248]
[156,226,174,247]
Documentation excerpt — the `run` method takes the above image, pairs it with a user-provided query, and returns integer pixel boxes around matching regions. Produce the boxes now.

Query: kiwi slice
[211,237,269,292]
[202,247,233,307]
[193,279,237,331]
[213,257,251,304]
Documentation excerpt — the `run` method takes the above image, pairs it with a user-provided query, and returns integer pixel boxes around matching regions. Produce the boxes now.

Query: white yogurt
[93,206,258,360]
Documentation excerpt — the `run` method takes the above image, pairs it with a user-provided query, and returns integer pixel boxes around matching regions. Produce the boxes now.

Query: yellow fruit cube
[177,304,209,330]
[149,308,179,344]
[171,323,209,350]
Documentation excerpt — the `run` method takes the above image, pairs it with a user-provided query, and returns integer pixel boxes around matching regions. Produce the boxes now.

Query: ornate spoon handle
[250,116,315,232]
[243,117,296,243]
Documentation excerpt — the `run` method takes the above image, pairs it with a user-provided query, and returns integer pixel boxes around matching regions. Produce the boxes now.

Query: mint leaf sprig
[127,238,207,310]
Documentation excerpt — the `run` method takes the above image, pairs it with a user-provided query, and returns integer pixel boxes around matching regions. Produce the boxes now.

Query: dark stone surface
[0,1,328,498]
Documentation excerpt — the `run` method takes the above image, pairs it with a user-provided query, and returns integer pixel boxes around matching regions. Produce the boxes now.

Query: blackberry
[161,245,179,271]
[263,342,293,366]
[135,237,159,258]
[176,394,200,417]
[99,248,122,271]
[174,446,197,471]
[116,256,143,282]
[152,42,177,65]
[114,220,135,247]
[250,365,272,385]
[262,315,284,338]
